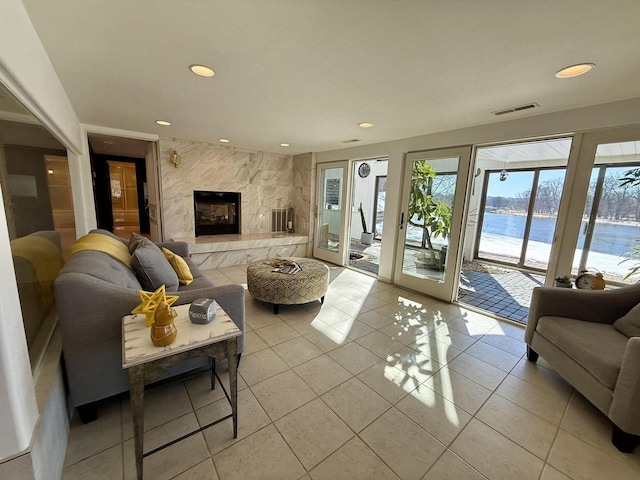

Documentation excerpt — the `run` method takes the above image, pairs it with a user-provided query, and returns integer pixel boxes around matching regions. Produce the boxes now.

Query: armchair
[525,284,640,453]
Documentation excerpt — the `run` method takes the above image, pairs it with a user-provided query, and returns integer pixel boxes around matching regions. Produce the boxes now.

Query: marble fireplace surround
[159,138,315,267]
[173,233,309,269]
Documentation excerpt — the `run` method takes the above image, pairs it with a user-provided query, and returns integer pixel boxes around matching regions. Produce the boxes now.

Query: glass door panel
[394,146,471,302]
[373,176,386,239]
[524,169,567,269]
[572,144,640,284]
[477,170,534,265]
[314,161,349,265]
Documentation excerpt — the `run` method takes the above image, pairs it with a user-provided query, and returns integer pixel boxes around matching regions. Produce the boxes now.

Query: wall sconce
[170,150,181,168]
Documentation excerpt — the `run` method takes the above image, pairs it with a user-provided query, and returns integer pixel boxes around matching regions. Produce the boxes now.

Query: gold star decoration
[131,285,179,327]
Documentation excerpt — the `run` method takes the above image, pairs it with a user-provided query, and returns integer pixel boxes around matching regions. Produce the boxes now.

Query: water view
[479,212,640,280]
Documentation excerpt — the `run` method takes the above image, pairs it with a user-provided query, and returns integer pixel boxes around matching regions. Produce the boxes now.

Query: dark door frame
[90,153,150,234]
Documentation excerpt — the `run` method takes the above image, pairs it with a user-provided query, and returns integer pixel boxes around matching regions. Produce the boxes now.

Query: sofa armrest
[610,337,640,434]
[157,241,189,257]
[210,284,246,354]
[525,286,640,344]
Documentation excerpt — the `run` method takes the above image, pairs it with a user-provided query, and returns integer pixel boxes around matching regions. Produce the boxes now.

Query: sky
[484,170,566,198]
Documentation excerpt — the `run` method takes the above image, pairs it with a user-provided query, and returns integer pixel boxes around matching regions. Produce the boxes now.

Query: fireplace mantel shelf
[172,233,309,255]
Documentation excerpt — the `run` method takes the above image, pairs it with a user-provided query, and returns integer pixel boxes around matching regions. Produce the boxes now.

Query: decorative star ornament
[131,285,179,327]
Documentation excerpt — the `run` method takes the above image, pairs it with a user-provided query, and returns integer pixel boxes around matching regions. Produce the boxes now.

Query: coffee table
[122,303,241,480]
[247,257,330,314]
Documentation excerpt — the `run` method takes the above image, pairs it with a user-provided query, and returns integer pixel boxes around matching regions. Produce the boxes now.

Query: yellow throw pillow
[161,247,193,285]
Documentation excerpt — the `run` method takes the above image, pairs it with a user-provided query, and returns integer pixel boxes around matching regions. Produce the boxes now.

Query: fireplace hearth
[194,191,240,236]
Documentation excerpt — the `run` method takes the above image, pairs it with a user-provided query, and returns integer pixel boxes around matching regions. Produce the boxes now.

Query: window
[1,85,76,369]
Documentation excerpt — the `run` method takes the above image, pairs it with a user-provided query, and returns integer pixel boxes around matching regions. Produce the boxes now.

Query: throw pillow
[162,247,193,285]
[614,303,640,337]
[129,234,179,292]
[128,232,148,254]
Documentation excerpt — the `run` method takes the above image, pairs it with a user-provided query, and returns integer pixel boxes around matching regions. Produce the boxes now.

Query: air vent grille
[341,139,361,143]
[493,102,539,116]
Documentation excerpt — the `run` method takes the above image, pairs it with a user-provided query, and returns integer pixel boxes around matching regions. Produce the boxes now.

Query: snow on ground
[478,233,633,280]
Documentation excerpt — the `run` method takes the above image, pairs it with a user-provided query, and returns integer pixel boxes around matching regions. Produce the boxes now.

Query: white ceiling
[88,134,149,158]
[23,0,640,155]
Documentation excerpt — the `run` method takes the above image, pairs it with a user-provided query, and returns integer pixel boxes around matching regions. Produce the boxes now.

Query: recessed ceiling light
[47,169,54,175]
[358,122,374,128]
[555,63,595,78]
[189,64,215,77]
[155,120,171,126]
[280,143,290,147]
[219,138,230,143]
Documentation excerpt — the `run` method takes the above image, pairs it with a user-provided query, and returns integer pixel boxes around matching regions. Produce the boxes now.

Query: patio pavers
[458,269,545,324]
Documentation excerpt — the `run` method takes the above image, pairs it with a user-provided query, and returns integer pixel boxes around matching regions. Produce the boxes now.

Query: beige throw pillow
[614,303,640,337]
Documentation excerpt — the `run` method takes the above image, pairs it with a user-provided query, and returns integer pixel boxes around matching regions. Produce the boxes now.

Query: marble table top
[122,304,241,368]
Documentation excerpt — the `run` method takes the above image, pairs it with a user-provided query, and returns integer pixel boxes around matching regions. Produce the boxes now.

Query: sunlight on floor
[62,262,640,480]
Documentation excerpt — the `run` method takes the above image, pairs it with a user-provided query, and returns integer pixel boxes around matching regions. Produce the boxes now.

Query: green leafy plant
[408,161,452,262]
[358,202,369,234]
[555,275,571,284]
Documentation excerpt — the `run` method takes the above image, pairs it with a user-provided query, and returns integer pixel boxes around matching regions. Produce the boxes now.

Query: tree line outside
[485,169,640,222]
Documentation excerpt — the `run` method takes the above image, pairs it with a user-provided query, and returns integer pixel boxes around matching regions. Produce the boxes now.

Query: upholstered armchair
[525,284,640,453]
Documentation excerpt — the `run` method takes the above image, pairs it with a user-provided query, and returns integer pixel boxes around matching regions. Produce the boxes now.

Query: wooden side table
[122,304,241,480]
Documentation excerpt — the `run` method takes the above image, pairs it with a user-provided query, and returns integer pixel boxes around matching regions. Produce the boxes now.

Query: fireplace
[194,191,240,236]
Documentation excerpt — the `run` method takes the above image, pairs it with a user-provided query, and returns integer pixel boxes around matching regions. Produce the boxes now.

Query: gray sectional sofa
[54,229,245,422]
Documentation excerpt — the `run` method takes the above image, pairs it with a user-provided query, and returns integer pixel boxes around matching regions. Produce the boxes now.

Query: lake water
[481,212,640,256]
[382,208,640,257]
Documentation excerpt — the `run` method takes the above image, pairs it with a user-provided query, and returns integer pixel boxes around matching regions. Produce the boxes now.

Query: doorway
[88,134,154,240]
[349,159,388,275]
[458,137,572,323]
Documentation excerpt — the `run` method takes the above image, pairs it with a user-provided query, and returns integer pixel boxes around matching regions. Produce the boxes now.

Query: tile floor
[62,264,640,480]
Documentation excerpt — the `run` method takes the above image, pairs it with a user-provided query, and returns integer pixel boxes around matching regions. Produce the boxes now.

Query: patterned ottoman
[247,258,330,314]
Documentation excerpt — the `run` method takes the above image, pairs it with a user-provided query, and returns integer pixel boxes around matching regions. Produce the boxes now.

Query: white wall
[317,97,640,282]
[0,0,82,462]
[350,160,388,238]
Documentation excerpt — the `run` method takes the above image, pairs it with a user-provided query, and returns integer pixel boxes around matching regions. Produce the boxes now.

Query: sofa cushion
[614,303,640,337]
[537,316,627,389]
[91,228,128,247]
[162,247,193,285]
[129,234,179,292]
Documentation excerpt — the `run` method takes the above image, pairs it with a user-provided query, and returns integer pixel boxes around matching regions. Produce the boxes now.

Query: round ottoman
[247,258,330,314]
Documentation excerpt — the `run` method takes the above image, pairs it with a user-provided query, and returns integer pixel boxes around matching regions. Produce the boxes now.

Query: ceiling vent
[341,139,361,143]
[493,102,539,116]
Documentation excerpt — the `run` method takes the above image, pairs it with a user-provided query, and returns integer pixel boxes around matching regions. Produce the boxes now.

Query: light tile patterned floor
[62,264,640,480]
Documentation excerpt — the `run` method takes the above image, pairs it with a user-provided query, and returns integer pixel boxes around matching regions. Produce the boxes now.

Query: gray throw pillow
[128,232,148,254]
[614,303,640,337]
[129,233,179,292]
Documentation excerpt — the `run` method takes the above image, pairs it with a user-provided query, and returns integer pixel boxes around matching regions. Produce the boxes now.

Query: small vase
[555,282,572,288]
[151,302,178,347]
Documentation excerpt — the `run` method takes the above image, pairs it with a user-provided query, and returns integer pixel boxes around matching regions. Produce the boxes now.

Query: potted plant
[408,161,452,269]
[358,202,373,245]
[555,275,572,288]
